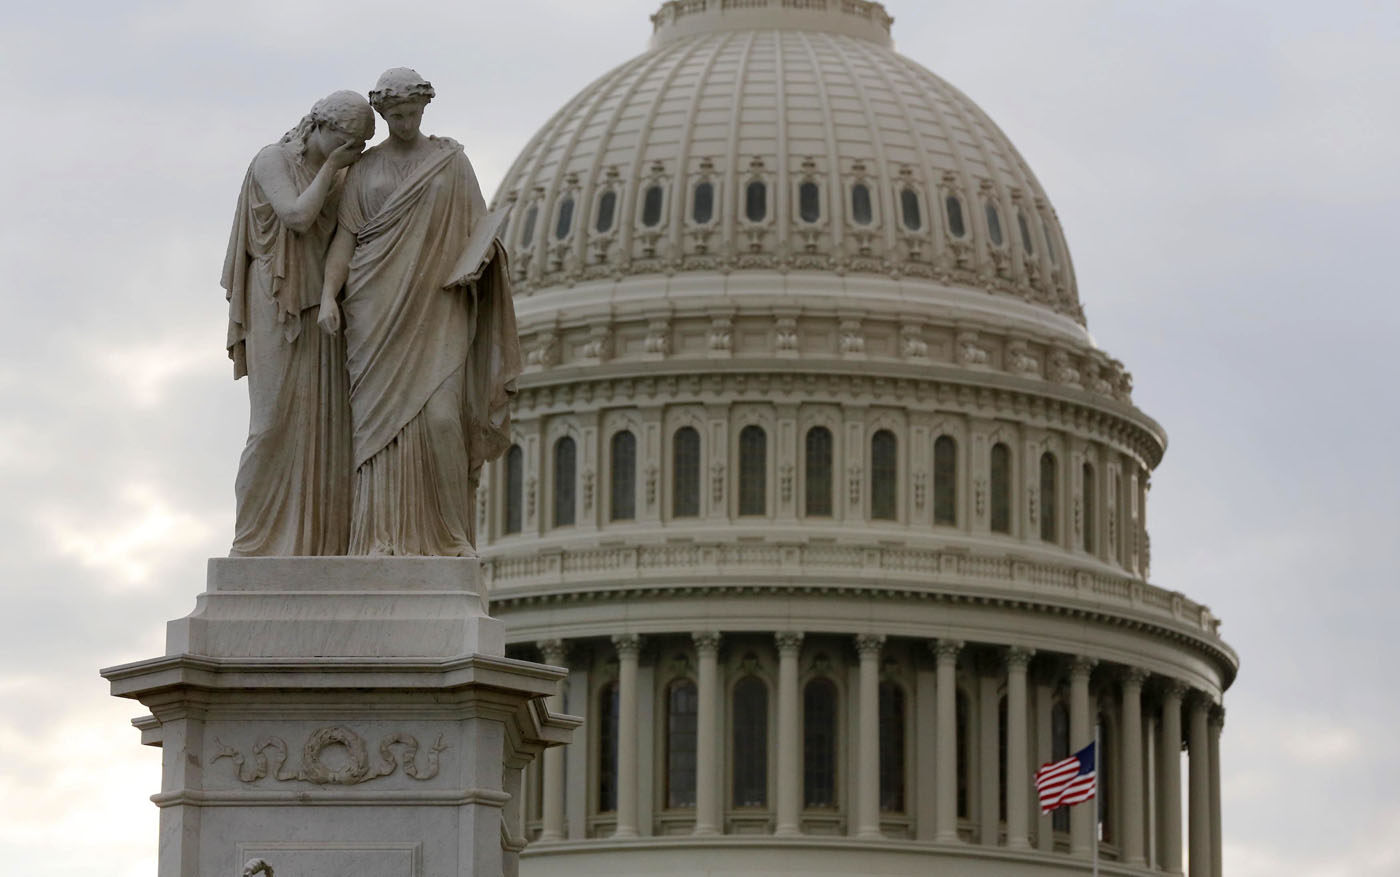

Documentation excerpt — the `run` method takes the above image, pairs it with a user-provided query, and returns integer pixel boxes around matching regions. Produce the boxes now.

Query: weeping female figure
[319,68,520,556]
[223,91,375,556]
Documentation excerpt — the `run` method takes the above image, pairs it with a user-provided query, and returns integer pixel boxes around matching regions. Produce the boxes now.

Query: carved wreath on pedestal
[214,726,447,785]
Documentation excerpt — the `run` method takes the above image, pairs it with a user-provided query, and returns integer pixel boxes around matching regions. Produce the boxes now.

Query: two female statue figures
[222,68,520,557]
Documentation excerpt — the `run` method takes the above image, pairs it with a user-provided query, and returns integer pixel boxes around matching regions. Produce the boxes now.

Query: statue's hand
[318,296,342,335]
[326,140,366,171]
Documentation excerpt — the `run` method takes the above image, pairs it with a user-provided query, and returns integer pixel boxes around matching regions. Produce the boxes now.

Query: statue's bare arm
[318,226,356,334]
[253,143,361,235]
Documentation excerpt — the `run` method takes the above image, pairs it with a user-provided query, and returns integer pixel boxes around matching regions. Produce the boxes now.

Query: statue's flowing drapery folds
[337,138,520,555]
[222,146,351,556]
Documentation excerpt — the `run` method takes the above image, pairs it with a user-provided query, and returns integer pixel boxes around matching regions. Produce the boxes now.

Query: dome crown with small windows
[495,0,1083,326]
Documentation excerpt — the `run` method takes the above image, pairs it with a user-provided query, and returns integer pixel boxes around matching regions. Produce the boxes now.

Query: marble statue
[223,91,375,557]
[319,68,520,556]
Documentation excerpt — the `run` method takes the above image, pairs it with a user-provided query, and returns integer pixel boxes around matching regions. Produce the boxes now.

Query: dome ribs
[720,29,763,269]
[792,30,846,261]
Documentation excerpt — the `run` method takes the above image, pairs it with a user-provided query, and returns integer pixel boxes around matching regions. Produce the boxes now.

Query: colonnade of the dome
[502,630,1223,875]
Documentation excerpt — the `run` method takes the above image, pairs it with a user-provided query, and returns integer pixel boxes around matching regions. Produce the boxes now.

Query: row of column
[532,633,1222,876]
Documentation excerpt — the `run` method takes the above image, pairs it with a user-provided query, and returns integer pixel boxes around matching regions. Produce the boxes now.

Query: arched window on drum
[805,426,833,517]
[503,444,523,535]
[553,436,576,528]
[871,430,897,521]
[738,425,767,516]
[610,430,636,522]
[1040,451,1058,543]
[666,678,698,809]
[672,427,701,518]
[933,435,957,526]
[732,675,768,808]
[990,442,1012,534]
[879,681,906,813]
[803,677,838,808]
[597,680,620,813]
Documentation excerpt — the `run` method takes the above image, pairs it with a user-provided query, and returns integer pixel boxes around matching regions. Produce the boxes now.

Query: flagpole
[1092,723,1100,877]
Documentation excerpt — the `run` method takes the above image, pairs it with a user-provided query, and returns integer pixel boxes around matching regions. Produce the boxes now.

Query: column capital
[536,638,568,666]
[774,631,804,654]
[692,631,721,654]
[1209,705,1226,730]
[1004,645,1035,670]
[930,639,964,662]
[612,633,642,658]
[1120,665,1150,688]
[1161,677,1190,702]
[1188,689,1216,714]
[855,633,886,657]
[1068,654,1097,680]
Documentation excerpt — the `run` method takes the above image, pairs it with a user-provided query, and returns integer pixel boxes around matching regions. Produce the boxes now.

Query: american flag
[1035,741,1096,813]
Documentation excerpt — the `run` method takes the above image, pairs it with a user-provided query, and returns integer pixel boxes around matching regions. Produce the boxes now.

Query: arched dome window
[879,681,906,813]
[1040,451,1058,542]
[900,187,922,231]
[850,182,873,226]
[739,425,767,516]
[666,678,698,809]
[1051,700,1070,833]
[1042,214,1059,264]
[933,435,957,526]
[805,426,833,517]
[745,180,767,223]
[732,675,768,808]
[871,430,897,521]
[595,189,617,233]
[692,181,715,225]
[553,436,576,528]
[641,184,665,228]
[799,181,821,224]
[673,427,701,518]
[555,197,574,239]
[1017,209,1034,254]
[803,677,838,808]
[1082,462,1097,554]
[503,444,523,535]
[990,442,1011,534]
[945,195,967,238]
[598,680,620,813]
[518,204,538,247]
[985,201,1004,246]
[610,430,636,521]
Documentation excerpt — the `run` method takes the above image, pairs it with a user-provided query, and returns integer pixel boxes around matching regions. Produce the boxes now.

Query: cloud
[40,482,214,589]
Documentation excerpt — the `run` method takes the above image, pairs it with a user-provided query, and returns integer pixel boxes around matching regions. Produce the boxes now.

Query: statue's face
[312,121,364,158]
[383,99,426,143]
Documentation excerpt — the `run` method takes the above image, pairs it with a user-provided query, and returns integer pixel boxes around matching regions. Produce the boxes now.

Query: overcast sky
[1,2,1396,875]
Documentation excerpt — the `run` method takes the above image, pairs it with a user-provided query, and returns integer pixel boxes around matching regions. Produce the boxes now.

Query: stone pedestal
[102,557,578,877]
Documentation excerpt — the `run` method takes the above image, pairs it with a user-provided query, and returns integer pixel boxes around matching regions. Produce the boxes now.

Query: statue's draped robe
[222,143,351,556]
[337,138,520,555]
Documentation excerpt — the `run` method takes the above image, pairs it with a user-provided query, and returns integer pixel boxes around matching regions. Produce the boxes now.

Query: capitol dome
[481,3,1235,875]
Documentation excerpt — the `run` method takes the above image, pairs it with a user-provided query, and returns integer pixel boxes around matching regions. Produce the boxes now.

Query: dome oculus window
[1017,210,1034,254]
[851,182,873,226]
[641,184,665,228]
[744,180,767,223]
[985,201,1004,246]
[595,189,617,233]
[799,181,821,223]
[899,187,922,231]
[692,181,715,225]
[555,197,574,239]
[945,195,966,238]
